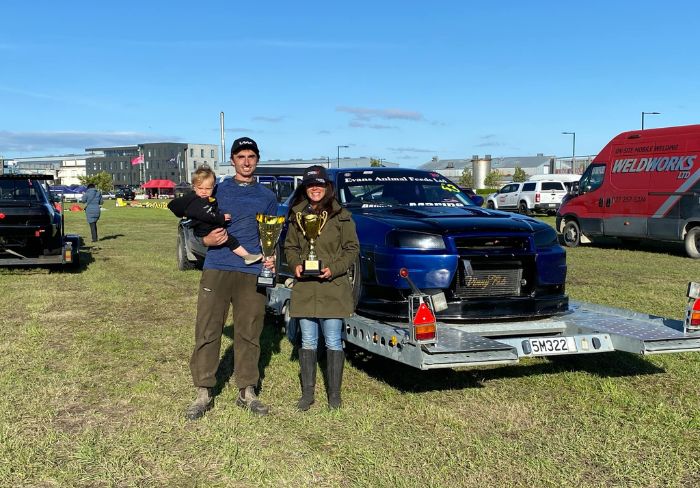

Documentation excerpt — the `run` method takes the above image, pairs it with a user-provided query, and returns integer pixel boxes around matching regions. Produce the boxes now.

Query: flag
[131,155,144,165]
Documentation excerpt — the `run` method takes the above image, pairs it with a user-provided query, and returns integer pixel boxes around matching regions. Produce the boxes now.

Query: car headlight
[386,230,446,249]
[534,226,559,248]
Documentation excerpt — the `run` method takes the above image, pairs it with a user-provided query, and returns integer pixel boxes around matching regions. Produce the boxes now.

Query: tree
[370,158,382,167]
[512,166,527,182]
[79,171,114,192]
[459,167,473,187]
[483,170,502,189]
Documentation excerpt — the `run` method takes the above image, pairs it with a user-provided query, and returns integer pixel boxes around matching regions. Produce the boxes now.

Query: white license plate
[529,337,576,355]
[548,203,556,207]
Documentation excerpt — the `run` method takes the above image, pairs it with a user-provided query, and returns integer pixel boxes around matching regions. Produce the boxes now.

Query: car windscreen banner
[338,171,472,208]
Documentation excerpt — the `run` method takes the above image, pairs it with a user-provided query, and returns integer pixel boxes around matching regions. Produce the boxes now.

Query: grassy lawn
[1,205,699,487]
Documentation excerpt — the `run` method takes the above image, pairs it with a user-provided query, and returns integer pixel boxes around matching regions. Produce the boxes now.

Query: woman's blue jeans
[299,318,343,351]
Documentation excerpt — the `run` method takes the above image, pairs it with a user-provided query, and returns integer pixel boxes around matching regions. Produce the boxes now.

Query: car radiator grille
[454,262,523,298]
[453,235,530,253]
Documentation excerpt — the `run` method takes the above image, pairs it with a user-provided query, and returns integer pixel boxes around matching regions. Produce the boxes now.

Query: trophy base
[301,259,323,276]
[257,275,276,287]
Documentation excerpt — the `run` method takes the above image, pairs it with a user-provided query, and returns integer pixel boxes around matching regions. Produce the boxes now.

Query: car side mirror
[470,195,484,207]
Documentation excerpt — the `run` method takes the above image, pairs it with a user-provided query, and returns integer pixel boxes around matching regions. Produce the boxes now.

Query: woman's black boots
[326,350,345,409]
[297,349,317,411]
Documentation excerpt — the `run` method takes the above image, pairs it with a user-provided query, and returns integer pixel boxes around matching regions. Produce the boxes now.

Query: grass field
[1,203,699,487]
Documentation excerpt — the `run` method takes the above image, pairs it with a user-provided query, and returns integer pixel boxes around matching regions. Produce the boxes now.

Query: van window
[579,164,606,193]
[522,183,536,191]
[541,182,565,191]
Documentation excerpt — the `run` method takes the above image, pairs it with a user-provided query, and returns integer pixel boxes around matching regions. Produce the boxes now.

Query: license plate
[529,337,576,355]
[548,203,556,207]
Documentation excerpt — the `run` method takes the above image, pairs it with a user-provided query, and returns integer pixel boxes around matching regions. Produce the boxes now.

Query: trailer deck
[267,286,700,370]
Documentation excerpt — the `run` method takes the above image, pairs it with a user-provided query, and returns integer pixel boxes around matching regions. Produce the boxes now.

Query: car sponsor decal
[652,167,700,218]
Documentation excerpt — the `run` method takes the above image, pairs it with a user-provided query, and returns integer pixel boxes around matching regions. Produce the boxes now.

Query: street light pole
[337,145,349,168]
[641,111,660,130]
[562,132,575,174]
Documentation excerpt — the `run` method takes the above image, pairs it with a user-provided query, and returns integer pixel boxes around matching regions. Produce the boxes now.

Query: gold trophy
[255,214,286,287]
[295,211,328,275]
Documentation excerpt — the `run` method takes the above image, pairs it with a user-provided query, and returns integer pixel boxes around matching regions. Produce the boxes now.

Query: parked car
[116,187,136,200]
[0,174,81,267]
[276,168,568,321]
[485,182,524,211]
[486,180,566,215]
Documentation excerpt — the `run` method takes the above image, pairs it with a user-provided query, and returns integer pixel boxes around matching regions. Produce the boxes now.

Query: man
[186,137,277,420]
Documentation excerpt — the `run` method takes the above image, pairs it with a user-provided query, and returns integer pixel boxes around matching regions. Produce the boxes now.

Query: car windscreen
[0,178,42,202]
[337,171,474,208]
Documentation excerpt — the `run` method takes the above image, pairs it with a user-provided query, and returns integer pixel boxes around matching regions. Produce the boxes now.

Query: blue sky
[2,0,699,167]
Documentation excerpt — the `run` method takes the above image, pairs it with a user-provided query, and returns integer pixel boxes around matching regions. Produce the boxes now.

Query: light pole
[337,145,349,168]
[641,111,660,130]
[562,132,575,174]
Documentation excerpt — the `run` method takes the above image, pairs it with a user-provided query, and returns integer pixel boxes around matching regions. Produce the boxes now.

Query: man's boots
[297,348,317,411]
[185,387,213,420]
[235,385,270,416]
[326,349,345,409]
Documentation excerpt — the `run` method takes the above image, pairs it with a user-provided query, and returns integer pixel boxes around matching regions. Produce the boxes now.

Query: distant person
[284,165,359,410]
[168,166,262,265]
[81,183,103,243]
[185,137,277,420]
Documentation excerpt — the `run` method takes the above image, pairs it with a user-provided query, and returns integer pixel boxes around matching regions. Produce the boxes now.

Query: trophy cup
[295,211,328,275]
[255,214,286,287]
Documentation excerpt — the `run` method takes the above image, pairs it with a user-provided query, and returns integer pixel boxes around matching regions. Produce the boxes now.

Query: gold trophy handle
[319,210,329,233]
[295,211,307,237]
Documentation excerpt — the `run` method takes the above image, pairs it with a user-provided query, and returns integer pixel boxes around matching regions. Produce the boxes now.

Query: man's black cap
[231,137,260,157]
[301,165,331,186]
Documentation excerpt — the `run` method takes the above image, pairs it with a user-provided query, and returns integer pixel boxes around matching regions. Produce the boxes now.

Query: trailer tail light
[400,268,438,344]
[685,282,700,332]
[413,302,437,342]
[64,242,74,264]
[535,192,541,203]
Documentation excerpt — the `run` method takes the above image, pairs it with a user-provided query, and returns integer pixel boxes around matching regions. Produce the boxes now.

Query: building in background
[420,153,594,188]
[217,156,398,178]
[85,142,219,185]
[0,154,89,185]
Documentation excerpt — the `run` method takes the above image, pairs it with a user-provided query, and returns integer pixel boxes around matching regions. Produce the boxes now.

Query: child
[168,166,262,265]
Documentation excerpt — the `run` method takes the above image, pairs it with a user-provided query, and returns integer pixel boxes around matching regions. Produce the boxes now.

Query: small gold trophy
[295,211,328,275]
[255,214,286,287]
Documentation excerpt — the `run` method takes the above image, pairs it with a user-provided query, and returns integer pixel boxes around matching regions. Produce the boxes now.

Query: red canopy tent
[141,179,176,198]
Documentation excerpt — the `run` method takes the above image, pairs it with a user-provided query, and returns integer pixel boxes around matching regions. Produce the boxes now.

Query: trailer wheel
[518,201,529,215]
[684,227,700,258]
[562,220,581,247]
[177,228,196,270]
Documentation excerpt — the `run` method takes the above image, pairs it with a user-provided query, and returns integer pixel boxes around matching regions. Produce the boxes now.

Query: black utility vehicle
[0,174,81,267]
[116,186,136,200]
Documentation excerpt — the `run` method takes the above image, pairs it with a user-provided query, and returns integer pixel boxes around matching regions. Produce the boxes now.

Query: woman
[81,183,103,242]
[284,165,359,410]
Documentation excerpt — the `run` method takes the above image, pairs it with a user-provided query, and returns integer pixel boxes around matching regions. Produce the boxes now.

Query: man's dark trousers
[190,269,266,390]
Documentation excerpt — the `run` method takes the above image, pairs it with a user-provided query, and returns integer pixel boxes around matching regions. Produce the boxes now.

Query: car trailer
[266,275,700,370]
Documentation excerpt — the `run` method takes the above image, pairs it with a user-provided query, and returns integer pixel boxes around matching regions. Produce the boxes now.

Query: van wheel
[518,201,529,215]
[487,201,495,210]
[684,227,700,258]
[562,220,581,247]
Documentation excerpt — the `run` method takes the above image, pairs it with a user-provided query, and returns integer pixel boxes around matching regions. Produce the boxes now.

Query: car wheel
[349,254,363,308]
[177,229,196,270]
[684,227,700,258]
[518,201,529,215]
[562,220,581,248]
[487,201,495,210]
